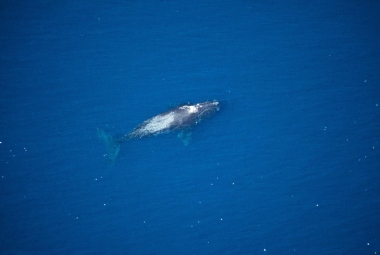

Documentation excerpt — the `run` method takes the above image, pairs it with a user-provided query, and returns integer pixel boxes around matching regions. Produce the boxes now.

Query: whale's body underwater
[98,100,220,163]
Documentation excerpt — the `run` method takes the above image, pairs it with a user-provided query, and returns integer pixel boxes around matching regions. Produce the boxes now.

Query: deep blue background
[1,0,380,254]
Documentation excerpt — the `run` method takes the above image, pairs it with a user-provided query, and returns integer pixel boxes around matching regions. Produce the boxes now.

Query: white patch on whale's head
[188,105,198,113]
[180,105,198,114]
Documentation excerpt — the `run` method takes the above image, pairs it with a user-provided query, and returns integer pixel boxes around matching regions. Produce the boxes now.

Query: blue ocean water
[1,0,379,254]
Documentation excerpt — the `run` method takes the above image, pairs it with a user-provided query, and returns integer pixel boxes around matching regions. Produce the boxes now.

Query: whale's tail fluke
[98,129,122,165]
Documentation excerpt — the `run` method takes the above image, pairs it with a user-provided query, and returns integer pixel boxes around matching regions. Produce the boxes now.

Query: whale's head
[195,100,220,118]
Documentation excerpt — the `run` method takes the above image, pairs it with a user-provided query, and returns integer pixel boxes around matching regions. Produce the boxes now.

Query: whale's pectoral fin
[178,130,192,146]
[98,129,121,165]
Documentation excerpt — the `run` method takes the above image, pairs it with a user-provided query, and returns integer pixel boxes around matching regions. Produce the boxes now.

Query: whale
[98,100,220,163]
